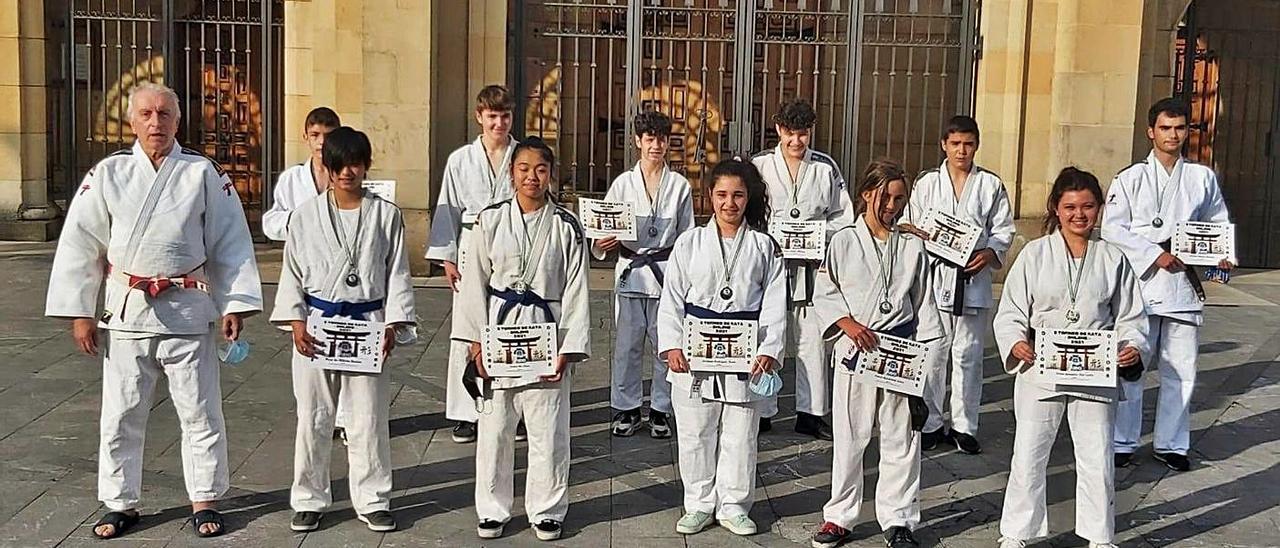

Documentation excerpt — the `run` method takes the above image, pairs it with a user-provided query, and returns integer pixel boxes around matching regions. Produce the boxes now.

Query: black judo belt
[619,246,672,286]
[1158,240,1206,302]
[786,260,819,306]
[934,258,970,316]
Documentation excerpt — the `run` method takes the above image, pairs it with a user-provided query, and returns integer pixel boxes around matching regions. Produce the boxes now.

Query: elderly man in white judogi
[45,83,262,539]
[1103,97,1234,472]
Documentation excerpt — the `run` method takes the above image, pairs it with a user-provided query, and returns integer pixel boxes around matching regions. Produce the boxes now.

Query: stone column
[0,0,60,240]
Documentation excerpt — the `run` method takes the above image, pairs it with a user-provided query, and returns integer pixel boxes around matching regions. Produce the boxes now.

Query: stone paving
[0,241,1277,547]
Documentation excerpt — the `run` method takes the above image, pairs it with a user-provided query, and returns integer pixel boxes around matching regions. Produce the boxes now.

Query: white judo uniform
[811,218,944,531]
[1102,152,1230,456]
[752,146,854,418]
[994,233,1149,544]
[46,141,263,511]
[427,136,518,424]
[270,192,416,515]
[593,163,695,415]
[262,159,324,242]
[905,162,1015,436]
[452,199,591,525]
[656,222,787,519]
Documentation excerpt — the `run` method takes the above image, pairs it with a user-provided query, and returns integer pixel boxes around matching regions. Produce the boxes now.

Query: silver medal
[878,301,892,314]
[1152,217,1164,228]
[512,280,526,292]
[790,207,801,219]
[719,286,734,300]
[345,272,360,287]
[648,226,659,237]
[1066,309,1080,323]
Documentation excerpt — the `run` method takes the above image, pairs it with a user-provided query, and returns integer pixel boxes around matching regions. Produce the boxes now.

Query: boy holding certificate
[452,138,591,542]
[994,168,1148,548]
[271,127,417,533]
[1102,97,1234,471]
[809,159,944,548]
[594,110,695,438]
[657,159,786,537]
[752,98,855,439]
[905,115,1015,454]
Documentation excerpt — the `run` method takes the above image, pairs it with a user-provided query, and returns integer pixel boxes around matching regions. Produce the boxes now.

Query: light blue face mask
[219,339,250,365]
[748,369,783,399]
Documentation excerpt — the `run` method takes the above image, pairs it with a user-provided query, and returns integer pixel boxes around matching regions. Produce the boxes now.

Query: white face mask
[748,369,783,398]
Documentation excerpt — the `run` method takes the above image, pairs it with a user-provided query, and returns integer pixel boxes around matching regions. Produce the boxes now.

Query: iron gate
[1176,0,1280,267]
[513,0,978,212]
[54,0,283,231]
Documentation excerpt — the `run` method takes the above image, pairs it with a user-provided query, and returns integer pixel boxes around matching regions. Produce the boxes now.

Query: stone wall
[0,0,59,239]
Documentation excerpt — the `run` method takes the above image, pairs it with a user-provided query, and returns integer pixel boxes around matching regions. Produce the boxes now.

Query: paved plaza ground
[0,242,1277,547]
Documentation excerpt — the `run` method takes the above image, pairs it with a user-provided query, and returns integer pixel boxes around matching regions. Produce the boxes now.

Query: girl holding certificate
[809,159,944,548]
[271,127,417,533]
[452,138,591,542]
[656,158,787,537]
[993,167,1149,548]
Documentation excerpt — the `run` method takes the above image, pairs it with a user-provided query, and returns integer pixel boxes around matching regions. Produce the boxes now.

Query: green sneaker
[718,514,758,536]
[675,511,714,534]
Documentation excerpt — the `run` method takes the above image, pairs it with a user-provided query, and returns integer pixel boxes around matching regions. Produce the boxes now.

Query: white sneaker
[675,511,713,534]
[998,537,1027,548]
[718,514,758,536]
[1088,543,1119,548]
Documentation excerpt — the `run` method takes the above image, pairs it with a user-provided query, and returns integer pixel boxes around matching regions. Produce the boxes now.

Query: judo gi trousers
[1001,381,1115,544]
[763,303,830,418]
[445,227,481,424]
[823,372,921,530]
[99,331,228,511]
[670,382,763,519]
[923,308,990,435]
[610,294,671,414]
[291,360,392,514]
[1115,315,1198,455]
[475,377,572,524]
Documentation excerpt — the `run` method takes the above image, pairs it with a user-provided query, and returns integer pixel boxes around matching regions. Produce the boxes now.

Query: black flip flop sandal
[192,509,226,538]
[93,511,140,539]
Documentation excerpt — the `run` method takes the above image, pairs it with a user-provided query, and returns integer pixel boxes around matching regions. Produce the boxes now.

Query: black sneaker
[812,521,852,548]
[452,421,477,444]
[1114,451,1135,468]
[759,416,773,433]
[532,519,562,541]
[477,519,505,539]
[920,429,946,451]
[1153,451,1191,471]
[515,420,528,442]
[357,510,396,532]
[795,412,834,441]
[649,410,672,439]
[612,409,642,437]
[290,511,321,532]
[884,526,919,547]
[950,431,982,454]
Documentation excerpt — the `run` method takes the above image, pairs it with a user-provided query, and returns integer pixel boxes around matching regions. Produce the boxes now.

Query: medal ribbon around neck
[865,219,899,314]
[515,201,555,290]
[716,221,749,300]
[485,138,516,202]
[326,189,365,287]
[774,149,809,218]
[1148,156,1182,228]
[1061,231,1090,323]
[638,163,668,238]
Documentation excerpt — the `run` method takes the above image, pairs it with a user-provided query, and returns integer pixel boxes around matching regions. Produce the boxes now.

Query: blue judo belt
[304,295,383,320]
[619,247,672,286]
[488,286,556,323]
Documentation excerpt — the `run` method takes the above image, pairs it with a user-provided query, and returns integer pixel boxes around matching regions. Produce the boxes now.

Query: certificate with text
[579,198,638,241]
[919,207,981,267]
[769,220,826,260]
[482,323,558,378]
[305,312,385,373]
[1034,328,1117,388]
[836,333,928,397]
[1172,221,1236,267]
[684,317,758,374]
